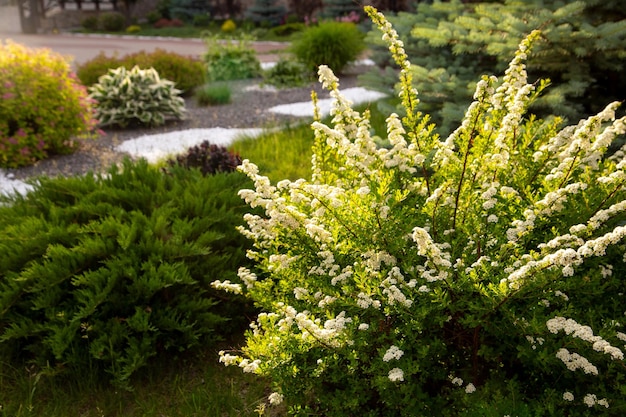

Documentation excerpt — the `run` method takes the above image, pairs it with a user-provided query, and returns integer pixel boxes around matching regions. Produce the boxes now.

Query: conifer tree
[168,0,212,22]
[361,0,626,134]
[321,0,361,19]
[244,0,286,26]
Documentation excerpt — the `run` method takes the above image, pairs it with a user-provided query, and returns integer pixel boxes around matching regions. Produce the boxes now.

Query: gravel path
[7,69,367,181]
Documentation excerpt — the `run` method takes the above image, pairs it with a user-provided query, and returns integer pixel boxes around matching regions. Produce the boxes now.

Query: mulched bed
[7,68,367,181]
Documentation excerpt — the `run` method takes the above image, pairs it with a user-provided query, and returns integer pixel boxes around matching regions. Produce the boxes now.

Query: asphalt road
[0,5,287,67]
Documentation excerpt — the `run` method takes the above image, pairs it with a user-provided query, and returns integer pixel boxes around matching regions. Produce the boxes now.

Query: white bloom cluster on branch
[547,316,624,360]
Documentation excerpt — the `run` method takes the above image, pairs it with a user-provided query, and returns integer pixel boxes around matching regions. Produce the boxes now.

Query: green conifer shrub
[290,21,365,75]
[0,159,255,387]
[203,36,262,82]
[76,49,205,96]
[244,0,287,27]
[168,0,212,23]
[361,0,626,135]
[0,41,97,169]
[88,66,186,127]
[215,7,626,415]
[321,0,361,20]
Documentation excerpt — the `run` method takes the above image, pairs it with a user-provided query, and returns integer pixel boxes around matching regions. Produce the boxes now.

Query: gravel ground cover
[5,71,366,183]
[0,65,389,196]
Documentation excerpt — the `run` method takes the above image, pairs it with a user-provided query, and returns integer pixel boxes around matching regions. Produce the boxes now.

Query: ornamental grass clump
[88,66,186,127]
[0,41,97,168]
[215,6,626,416]
[290,21,365,75]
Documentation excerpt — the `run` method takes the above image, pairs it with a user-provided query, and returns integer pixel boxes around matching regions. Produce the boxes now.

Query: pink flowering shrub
[0,41,97,168]
[215,7,626,416]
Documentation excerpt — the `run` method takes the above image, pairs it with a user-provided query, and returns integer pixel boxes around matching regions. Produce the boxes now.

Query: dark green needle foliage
[0,159,255,388]
[361,0,626,135]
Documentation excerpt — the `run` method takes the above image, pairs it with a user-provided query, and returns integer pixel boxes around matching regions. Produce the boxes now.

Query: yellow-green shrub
[221,19,237,32]
[125,24,141,33]
[0,41,96,168]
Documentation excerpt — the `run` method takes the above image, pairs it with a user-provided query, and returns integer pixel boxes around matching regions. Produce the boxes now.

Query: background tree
[202,0,241,18]
[369,0,412,13]
[168,0,212,22]
[288,0,322,22]
[321,0,361,19]
[244,0,286,26]
[361,0,626,135]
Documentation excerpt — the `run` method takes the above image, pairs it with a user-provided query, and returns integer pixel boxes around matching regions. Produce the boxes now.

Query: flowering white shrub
[88,65,186,127]
[215,6,626,416]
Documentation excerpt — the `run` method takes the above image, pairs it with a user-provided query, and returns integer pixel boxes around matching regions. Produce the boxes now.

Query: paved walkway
[0,5,288,67]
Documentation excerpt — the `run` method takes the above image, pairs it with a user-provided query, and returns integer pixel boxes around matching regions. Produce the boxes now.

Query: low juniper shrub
[0,159,255,387]
[168,141,242,175]
[0,41,97,168]
[88,66,186,127]
[215,6,626,416]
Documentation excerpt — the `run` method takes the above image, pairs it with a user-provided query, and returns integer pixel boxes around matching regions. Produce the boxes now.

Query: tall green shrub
[216,7,626,416]
[0,159,254,387]
[0,41,96,168]
[361,0,626,135]
[291,21,365,75]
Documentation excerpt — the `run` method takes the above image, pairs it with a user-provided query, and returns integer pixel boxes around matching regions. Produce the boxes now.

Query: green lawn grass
[0,342,276,417]
[230,101,392,182]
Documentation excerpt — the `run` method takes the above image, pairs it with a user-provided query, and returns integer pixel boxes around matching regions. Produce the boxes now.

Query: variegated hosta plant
[88,65,186,127]
[214,6,626,416]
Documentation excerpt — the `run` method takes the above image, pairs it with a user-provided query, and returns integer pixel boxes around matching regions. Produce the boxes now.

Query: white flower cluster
[268,392,284,405]
[583,393,609,408]
[504,225,626,287]
[237,267,257,289]
[283,306,352,348]
[211,280,242,294]
[547,316,624,360]
[411,227,451,281]
[383,345,404,362]
[545,102,624,182]
[555,348,598,375]
[388,367,404,382]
